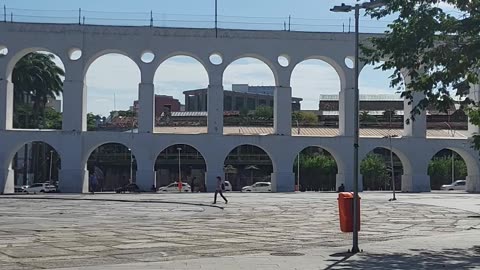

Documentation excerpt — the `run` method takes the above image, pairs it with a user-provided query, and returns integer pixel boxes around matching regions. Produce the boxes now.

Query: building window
[224,95,232,111]
[235,97,244,111]
[259,99,266,106]
[247,98,256,110]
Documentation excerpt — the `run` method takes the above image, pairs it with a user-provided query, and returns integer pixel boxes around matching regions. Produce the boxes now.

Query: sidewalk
[50,230,480,270]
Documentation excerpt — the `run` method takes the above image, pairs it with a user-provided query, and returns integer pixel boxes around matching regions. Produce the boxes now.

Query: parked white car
[441,180,466,191]
[223,181,232,192]
[25,183,57,194]
[158,182,191,192]
[241,182,271,192]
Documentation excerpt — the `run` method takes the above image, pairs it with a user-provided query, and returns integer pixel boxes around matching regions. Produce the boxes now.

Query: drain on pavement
[270,252,305,256]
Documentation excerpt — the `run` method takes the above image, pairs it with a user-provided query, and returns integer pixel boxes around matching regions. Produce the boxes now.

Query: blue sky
[3,0,408,116]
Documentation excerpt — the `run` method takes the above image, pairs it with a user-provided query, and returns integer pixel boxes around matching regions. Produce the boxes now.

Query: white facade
[1,22,479,194]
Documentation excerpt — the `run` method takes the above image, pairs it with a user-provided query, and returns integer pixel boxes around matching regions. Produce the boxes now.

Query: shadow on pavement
[325,246,480,270]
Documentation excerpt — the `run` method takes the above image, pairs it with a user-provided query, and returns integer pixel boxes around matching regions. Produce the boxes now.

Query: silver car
[441,180,466,191]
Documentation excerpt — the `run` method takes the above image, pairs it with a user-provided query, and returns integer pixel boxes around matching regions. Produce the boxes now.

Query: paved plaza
[0,192,479,269]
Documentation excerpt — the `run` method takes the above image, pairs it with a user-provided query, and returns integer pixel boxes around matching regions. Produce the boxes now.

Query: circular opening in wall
[0,46,8,56]
[345,56,354,69]
[68,48,82,61]
[209,53,223,65]
[141,51,155,63]
[278,55,290,67]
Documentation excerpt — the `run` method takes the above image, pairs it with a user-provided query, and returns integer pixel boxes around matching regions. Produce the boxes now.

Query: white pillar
[205,171,224,192]
[401,173,430,192]
[207,84,223,134]
[0,167,14,194]
[339,83,355,137]
[271,171,295,192]
[403,91,427,138]
[136,169,156,191]
[0,79,13,130]
[62,80,87,131]
[466,174,480,193]
[468,81,480,136]
[138,83,155,133]
[59,168,88,193]
[274,86,292,136]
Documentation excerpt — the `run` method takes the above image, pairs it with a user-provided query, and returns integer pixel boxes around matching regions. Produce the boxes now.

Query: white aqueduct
[0,22,479,194]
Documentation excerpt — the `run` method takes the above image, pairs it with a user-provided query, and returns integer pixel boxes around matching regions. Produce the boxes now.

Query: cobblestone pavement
[0,192,479,269]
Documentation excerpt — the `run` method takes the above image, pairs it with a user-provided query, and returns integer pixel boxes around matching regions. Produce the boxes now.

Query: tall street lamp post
[48,150,53,184]
[177,147,182,182]
[128,148,133,184]
[330,0,385,254]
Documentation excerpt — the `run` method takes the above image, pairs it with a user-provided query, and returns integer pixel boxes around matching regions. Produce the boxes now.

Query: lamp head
[361,0,385,9]
[330,3,353,12]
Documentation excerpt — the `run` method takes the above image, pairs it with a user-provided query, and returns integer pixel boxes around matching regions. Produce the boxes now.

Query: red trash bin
[338,192,361,232]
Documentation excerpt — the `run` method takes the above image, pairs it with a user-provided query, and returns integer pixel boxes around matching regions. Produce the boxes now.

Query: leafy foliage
[253,106,273,120]
[12,52,64,128]
[360,154,390,190]
[292,111,318,125]
[363,0,480,123]
[428,156,467,189]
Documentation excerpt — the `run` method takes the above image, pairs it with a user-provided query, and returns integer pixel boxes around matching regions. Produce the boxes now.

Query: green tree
[428,157,467,190]
[87,113,100,131]
[12,52,65,127]
[292,111,318,125]
[253,106,273,120]
[363,1,479,121]
[360,154,389,190]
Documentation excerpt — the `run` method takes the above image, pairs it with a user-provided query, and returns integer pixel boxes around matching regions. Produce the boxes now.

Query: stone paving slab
[0,192,478,269]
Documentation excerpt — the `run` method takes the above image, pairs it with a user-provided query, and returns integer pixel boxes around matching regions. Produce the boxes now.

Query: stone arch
[223,54,279,86]
[154,52,210,82]
[5,140,62,188]
[290,58,342,112]
[428,146,479,190]
[153,54,210,130]
[291,56,345,88]
[360,145,411,191]
[84,142,138,191]
[223,143,275,191]
[293,145,340,191]
[361,145,412,175]
[83,141,138,167]
[154,143,207,191]
[83,49,140,79]
[5,47,67,79]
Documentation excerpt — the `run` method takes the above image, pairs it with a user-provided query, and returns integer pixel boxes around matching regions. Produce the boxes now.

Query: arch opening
[224,144,273,192]
[222,57,276,135]
[86,143,137,192]
[154,144,206,192]
[428,149,469,190]
[11,51,65,130]
[291,59,341,135]
[85,53,141,132]
[359,63,405,130]
[293,146,338,192]
[361,147,404,191]
[154,55,209,134]
[10,141,61,193]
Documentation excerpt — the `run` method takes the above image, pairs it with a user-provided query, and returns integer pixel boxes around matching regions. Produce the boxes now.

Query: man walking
[213,176,228,204]
[191,177,196,193]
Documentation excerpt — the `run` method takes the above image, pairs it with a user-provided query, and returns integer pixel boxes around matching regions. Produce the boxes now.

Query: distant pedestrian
[338,183,345,192]
[213,176,228,204]
[178,179,183,192]
[191,177,196,193]
[89,174,98,194]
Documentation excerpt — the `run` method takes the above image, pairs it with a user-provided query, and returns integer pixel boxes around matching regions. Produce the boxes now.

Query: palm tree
[12,52,64,127]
